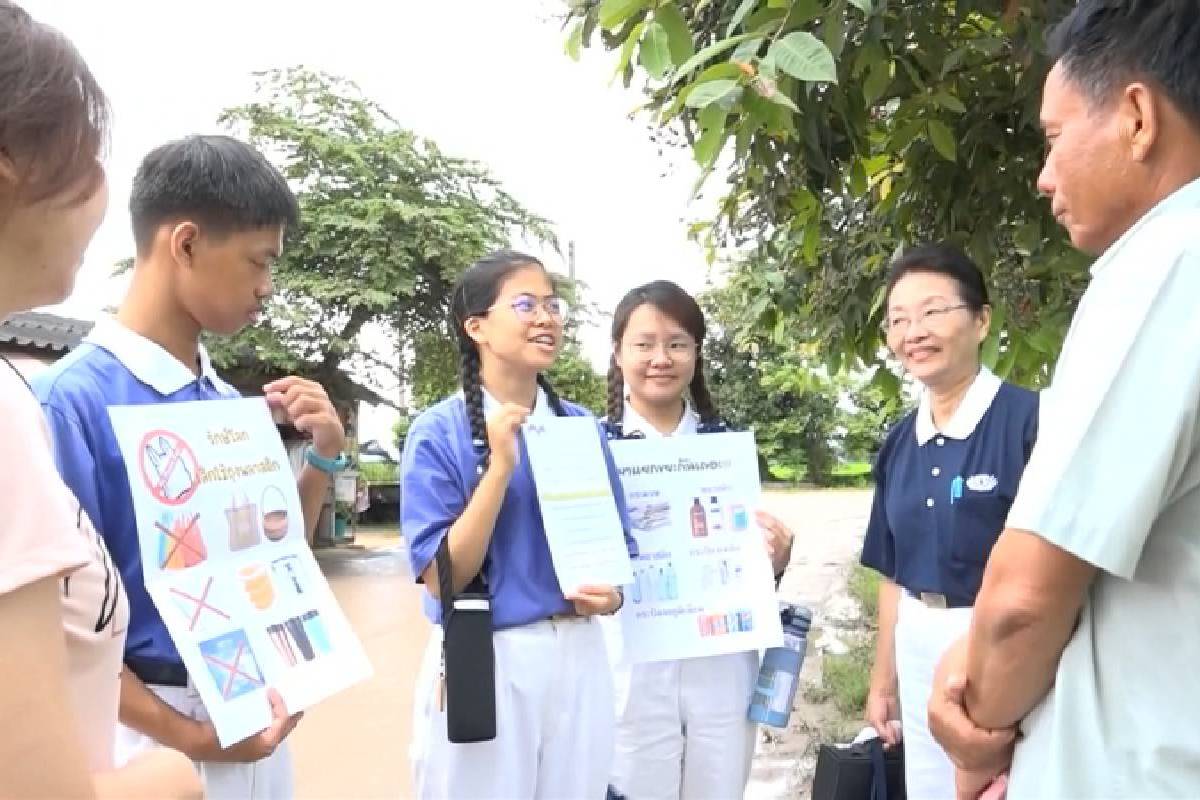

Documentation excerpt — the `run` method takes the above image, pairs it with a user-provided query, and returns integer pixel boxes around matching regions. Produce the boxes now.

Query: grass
[822,639,874,718]
[818,565,883,719]
[847,564,882,623]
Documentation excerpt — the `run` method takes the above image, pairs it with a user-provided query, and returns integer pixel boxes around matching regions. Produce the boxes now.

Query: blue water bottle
[747,603,813,727]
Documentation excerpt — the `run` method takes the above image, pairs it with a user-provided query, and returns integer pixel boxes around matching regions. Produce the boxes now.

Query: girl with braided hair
[401,250,636,799]
[604,280,796,800]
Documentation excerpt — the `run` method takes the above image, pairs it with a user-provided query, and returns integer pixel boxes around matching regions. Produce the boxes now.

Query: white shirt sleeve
[1007,231,1200,579]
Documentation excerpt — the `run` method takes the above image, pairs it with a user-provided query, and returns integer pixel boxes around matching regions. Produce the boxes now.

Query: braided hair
[450,249,566,475]
[608,280,719,434]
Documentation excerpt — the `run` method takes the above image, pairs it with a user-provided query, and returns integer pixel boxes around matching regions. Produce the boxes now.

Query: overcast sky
[24,0,723,442]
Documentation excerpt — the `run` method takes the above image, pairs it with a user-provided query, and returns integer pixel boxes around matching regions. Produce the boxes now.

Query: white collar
[85,316,236,397]
[1090,174,1200,277]
[480,386,553,419]
[620,399,699,438]
[915,366,1002,446]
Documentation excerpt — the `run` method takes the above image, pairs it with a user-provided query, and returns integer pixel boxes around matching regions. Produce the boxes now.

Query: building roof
[0,311,94,354]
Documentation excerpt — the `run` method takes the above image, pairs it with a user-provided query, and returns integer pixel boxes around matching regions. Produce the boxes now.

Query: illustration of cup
[238,563,275,610]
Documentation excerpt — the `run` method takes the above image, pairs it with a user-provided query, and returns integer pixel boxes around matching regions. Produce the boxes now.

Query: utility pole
[568,239,577,284]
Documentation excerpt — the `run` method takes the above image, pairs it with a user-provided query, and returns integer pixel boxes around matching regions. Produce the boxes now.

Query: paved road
[291,537,428,800]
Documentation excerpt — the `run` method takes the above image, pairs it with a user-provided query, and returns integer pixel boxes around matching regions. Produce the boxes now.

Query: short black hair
[1048,0,1200,127]
[129,135,299,255]
[885,243,989,310]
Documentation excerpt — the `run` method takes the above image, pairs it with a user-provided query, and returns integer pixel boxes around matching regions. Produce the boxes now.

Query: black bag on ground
[812,737,905,800]
[435,538,496,743]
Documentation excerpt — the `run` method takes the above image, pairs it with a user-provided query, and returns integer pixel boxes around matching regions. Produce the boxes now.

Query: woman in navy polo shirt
[860,243,1038,799]
[401,250,635,799]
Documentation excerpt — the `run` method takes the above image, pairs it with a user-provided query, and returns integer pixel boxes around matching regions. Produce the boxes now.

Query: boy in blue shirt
[34,135,348,799]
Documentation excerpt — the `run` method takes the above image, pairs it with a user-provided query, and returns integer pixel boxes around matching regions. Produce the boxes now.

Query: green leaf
[599,0,647,31]
[565,22,584,61]
[763,83,800,113]
[694,123,730,166]
[927,120,957,161]
[685,79,741,108]
[727,0,759,35]
[766,32,838,84]
[614,21,646,81]
[731,36,765,63]
[823,4,848,59]
[639,22,672,80]
[933,90,966,114]
[863,58,891,105]
[672,32,760,83]
[656,3,695,64]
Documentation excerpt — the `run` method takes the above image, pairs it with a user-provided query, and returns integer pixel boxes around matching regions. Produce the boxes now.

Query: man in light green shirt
[927,2,1200,797]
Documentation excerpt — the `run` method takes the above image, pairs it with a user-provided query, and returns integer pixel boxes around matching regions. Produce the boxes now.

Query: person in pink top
[0,2,200,797]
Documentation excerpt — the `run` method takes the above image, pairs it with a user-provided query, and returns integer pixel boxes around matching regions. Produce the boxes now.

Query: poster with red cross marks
[109,398,372,747]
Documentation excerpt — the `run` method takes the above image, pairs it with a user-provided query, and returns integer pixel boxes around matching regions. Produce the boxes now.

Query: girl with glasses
[603,280,796,800]
[401,250,635,798]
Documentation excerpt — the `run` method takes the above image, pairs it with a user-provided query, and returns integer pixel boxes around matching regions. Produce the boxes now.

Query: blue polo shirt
[33,319,239,668]
[401,392,636,630]
[860,370,1038,606]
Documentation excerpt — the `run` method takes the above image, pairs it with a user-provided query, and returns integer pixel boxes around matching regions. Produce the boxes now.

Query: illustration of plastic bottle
[748,603,813,728]
[719,560,730,585]
[631,569,643,604]
[690,497,708,537]
[665,563,678,600]
[708,496,723,533]
[731,503,749,531]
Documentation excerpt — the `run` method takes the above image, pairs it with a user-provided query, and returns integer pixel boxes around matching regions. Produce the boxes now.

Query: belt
[908,590,972,610]
[126,657,189,688]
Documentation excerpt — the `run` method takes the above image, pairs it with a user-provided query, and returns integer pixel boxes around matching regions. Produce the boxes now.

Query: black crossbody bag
[434,537,496,743]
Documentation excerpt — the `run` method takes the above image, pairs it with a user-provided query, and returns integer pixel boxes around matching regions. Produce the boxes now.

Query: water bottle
[630,569,643,604]
[748,603,813,728]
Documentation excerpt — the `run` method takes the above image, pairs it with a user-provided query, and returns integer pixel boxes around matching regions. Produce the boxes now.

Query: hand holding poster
[610,431,783,663]
[108,398,372,747]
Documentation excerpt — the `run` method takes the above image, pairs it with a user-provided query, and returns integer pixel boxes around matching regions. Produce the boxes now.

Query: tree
[702,284,841,483]
[213,68,552,406]
[565,0,1086,390]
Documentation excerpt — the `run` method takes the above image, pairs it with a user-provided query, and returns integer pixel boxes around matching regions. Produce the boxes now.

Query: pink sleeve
[0,388,89,596]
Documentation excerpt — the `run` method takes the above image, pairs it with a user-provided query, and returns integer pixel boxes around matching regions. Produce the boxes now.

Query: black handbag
[434,537,496,743]
[812,738,905,800]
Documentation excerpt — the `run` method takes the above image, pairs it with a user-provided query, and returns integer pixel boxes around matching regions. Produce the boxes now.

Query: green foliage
[209,68,551,403]
[848,564,881,622]
[358,461,397,484]
[565,0,1089,389]
[548,344,607,415]
[823,637,873,718]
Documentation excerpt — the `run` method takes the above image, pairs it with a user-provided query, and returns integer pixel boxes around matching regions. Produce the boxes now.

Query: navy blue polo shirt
[33,319,239,668]
[860,372,1038,605]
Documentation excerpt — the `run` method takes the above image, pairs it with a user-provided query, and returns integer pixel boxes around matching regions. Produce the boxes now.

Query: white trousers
[610,651,759,800]
[114,682,294,800]
[894,592,972,800]
[411,617,616,800]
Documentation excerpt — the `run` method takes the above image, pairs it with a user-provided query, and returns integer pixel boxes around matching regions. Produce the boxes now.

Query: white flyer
[108,398,372,747]
[522,416,634,589]
[610,432,783,662]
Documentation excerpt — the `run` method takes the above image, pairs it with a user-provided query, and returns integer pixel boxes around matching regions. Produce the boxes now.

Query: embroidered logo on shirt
[966,474,999,493]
